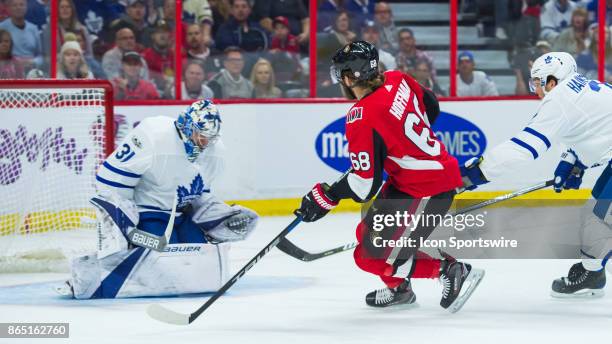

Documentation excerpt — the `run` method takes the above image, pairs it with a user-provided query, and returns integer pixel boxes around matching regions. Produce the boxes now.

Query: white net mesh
[0,84,111,272]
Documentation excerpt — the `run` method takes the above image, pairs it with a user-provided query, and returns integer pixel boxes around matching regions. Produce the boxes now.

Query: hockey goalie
[56,100,259,299]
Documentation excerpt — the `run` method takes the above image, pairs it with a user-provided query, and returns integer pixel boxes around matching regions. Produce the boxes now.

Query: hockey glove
[460,157,489,191]
[295,183,339,222]
[224,212,252,232]
[553,150,586,193]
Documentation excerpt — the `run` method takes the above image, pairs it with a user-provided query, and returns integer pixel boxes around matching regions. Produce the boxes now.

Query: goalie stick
[146,216,303,325]
[278,179,555,262]
[126,192,178,252]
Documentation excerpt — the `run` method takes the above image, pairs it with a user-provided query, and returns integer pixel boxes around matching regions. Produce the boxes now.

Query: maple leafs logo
[177,174,206,207]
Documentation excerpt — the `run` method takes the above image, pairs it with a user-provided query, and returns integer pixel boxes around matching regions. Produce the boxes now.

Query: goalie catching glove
[295,183,339,222]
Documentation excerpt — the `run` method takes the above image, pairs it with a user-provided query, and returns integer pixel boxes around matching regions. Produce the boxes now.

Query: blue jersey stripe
[103,161,142,178]
[96,175,135,189]
[523,127,551,149]
[511,137,539,159]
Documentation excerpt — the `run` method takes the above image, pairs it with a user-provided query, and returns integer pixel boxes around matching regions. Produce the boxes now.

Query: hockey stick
[278,179,555,262]
[126,192,178,252]
[146,216,303,325]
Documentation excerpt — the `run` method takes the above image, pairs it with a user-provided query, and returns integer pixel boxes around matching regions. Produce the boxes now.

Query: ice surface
[0,213,610,344]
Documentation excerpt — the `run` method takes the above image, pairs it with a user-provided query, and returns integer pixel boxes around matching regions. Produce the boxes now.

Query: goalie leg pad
[69,243,230,299]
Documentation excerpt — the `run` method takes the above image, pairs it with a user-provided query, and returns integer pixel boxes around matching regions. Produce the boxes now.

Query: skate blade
[550,289,605,299]
[447,268,485,314]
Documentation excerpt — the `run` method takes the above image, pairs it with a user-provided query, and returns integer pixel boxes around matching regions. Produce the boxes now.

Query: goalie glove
[460,157,489,191]
[295,183,339,222]
[553,150,586,193]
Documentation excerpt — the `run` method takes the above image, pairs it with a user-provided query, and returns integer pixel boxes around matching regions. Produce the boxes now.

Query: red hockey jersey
[338,70,462,199]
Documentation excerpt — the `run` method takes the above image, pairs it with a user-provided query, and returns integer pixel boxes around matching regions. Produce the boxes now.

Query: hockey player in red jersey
[296,41,484,312]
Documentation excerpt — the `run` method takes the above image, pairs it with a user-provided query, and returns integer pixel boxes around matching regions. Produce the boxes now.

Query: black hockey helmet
[331,41,379,84]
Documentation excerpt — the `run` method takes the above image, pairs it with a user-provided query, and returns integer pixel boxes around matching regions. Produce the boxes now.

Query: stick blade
[147,304,191,325]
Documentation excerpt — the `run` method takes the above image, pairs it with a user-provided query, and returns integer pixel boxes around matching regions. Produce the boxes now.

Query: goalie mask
[175,99,222,162]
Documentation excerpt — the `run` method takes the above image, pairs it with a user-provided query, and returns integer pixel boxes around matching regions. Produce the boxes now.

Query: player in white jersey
[461,52,612,298]
[57,100,259,299]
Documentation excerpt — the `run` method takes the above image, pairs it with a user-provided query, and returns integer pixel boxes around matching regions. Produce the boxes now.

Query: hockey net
[0,80,114,272]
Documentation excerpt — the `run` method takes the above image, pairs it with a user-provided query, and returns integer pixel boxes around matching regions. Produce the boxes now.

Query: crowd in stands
[0,0,609,99]
[0,0,310,100]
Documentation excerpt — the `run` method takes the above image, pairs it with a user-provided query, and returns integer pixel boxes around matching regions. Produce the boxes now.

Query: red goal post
[0,79,115,272]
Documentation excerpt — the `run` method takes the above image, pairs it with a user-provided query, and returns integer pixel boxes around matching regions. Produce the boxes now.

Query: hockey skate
[551,262,606,298]
[439,251,485,313]
[365,279,416,308]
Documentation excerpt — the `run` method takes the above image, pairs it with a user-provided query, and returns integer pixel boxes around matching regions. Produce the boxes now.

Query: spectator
[507,0,542,50]
[215,0,268,52]
[0,28,24,78]
[250,58,281,98]
[208,0,230,35]
[329,11,356,46]
[57,40,93,79]
[0,0,42,68]
[552,7,588,57]
[414,59,445,97]
[576,24,612,82]
[112,50,159,100]
[183,23,221,79]
[318,0,342,32]
[102,27,150,80]
[511,46,538,95]
[254,0,309,45]
[183,0,213,24]
[344,0,374,33]
[184,23,209,62]
[183,0,213,45]
[110,0,152,46]
[24,0,48,30]
[540,0,578,43]
[141,21,174,95]
[266,16,302,83]
[270,16,299,54]
[395,28,436,80]
[360,19,396,70]
[42,0,92,57]
[456,51,499,97]
[585,0,612,25]
[208,46,253,98]
[374,2,398,52]
[181,60,214,100]
[75,0,123,39]
[72,29,105,78]
[535,39,552,54]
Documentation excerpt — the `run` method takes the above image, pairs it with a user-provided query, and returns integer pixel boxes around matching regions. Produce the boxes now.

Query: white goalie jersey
[95,115,224,212]
[480,74,612,180]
